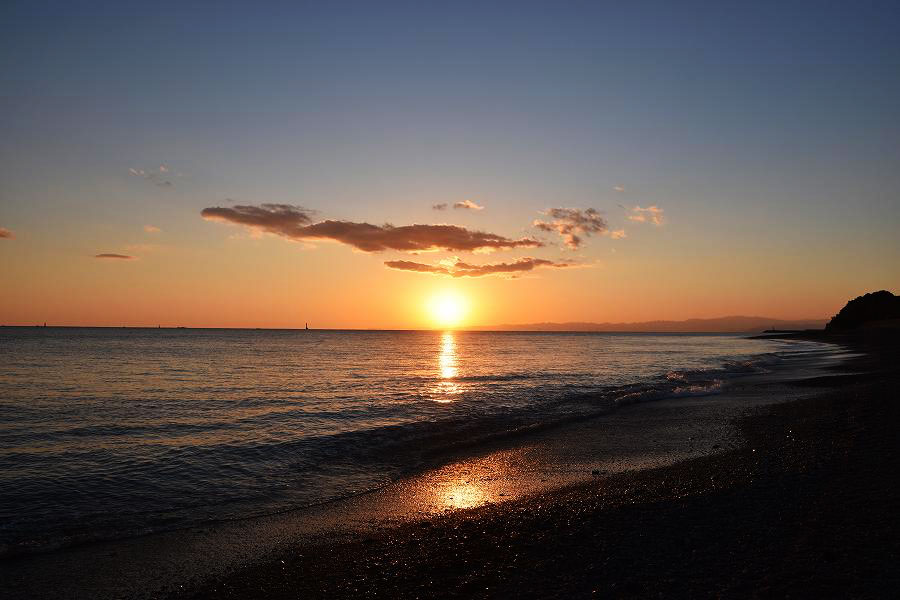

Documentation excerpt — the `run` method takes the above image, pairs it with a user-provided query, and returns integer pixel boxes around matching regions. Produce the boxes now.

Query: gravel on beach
[192,341,900,598]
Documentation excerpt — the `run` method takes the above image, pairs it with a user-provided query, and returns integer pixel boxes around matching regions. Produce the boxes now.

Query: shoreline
[0,335,819,560]
[2,336,871,598]
[186,333,898,598]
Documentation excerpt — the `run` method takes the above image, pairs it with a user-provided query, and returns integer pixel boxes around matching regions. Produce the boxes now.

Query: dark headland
[178,292,899,599]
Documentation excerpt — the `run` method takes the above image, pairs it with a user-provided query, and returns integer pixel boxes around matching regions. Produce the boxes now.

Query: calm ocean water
[0,328,818,555]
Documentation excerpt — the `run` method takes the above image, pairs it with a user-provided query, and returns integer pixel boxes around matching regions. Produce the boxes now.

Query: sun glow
[427,292,468,328]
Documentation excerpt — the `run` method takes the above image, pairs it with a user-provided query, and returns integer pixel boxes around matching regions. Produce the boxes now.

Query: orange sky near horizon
[1,221,892,329]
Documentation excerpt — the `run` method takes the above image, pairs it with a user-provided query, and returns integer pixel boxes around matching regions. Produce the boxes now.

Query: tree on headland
[825,291,900,331]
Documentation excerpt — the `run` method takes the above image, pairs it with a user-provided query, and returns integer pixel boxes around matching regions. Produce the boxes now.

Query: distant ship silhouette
[305,322,309,330]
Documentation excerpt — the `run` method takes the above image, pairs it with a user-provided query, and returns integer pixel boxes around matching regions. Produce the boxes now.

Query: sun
[427,292,468,328]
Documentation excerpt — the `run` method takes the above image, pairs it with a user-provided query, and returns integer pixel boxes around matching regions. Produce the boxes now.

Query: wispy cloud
[610,229,627,239]
[432,203,448,210]
[129,165,175,187]
[533,207,608,249]
[0,227,13,239]
[385,256,576,278]
[144,225,161,233]
[453,199,484,211]
[201,203,542,253]
[627,205,665,225]
[613,185,625,192]
[95,253,136,260]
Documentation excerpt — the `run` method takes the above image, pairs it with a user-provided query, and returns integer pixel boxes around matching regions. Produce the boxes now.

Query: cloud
[385,256,576,278]
[432,203,448,210]
[144,225,161,233]
[95,253,136,260]
[202,203,314,233]
[610,229,627,239]
[384,260,450,275]
[129,165,174,187]
[453,199,484,211]
[0,227,13,239]
[627,205,665,225]
[201,203,542,253]
[613,185,625,192]
[533,207,608,249]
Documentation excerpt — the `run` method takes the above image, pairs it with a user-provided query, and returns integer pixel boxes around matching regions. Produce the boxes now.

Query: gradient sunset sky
[1,2,898,328]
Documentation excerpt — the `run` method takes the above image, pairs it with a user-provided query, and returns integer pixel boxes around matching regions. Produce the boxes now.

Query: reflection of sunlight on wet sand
[407,451,531,512]
[434,331,461,402]
[441,480,487,509]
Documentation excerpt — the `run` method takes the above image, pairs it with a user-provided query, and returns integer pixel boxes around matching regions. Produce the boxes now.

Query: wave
[0,342,830,559]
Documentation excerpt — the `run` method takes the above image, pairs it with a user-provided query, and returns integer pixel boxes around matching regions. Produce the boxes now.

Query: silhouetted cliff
[825,291,900,331]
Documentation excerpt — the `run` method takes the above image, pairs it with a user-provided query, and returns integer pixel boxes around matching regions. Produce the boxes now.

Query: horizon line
[0,324,826,334]
[0,314,829,332]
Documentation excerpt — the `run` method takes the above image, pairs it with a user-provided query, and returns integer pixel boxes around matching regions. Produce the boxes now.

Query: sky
[1,1,899,328]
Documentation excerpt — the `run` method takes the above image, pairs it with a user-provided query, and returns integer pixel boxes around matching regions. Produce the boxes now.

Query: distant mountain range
[469,316,828,333]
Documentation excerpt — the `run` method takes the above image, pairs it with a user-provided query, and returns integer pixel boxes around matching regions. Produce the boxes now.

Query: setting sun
[427,292,468,328]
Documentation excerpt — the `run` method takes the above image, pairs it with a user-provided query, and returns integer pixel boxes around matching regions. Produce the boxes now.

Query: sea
[0,327,830,557]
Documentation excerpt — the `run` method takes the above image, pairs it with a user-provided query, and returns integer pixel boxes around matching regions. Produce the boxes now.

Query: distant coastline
[469,316,828,333]
[1,316,827,333]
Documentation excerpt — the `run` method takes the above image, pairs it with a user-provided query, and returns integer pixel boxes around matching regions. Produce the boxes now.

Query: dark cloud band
[95,253,135,260]
[202,204,541,253]
[385,257,575,278]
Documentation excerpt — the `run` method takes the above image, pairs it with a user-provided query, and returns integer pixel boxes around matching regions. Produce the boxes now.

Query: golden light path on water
[429,331,500,509]
[434,331,461,402]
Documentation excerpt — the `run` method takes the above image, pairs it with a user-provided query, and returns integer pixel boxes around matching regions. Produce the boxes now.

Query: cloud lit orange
[385,257,577,278]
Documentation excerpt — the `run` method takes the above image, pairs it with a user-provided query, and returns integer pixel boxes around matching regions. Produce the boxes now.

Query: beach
[3,333,896,598]
[187,334,898,598]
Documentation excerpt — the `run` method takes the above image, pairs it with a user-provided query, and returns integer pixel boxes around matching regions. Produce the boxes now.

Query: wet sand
[4,339,895,598]
[186,337,898,598]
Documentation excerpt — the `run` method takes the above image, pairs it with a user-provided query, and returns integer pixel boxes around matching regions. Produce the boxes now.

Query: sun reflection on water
[435,331,461,402]
[439,332,457,379]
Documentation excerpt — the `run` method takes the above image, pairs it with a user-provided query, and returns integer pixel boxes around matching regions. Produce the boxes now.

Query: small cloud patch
[453,200,484,211]
[533,208,608,249]
[129,165,175,187]
[628,205,665,226]
[95,253,136,260]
